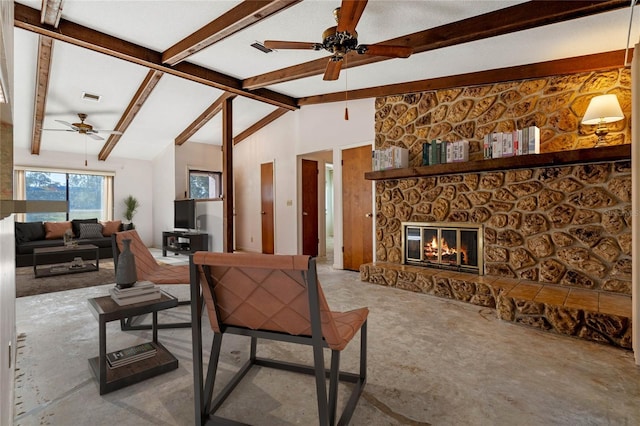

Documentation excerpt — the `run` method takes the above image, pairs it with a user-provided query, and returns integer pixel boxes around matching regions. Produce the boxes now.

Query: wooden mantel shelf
[364,144,631,181]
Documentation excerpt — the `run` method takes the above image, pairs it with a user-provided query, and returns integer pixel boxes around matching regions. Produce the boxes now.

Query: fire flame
[424,235,469,265]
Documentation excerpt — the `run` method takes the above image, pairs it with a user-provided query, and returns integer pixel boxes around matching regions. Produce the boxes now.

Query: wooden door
[260,162,274,254]
[342,145,373,271]
[301,159,319,256]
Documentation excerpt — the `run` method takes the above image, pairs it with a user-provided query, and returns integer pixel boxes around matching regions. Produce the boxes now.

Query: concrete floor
[13,250,640,425]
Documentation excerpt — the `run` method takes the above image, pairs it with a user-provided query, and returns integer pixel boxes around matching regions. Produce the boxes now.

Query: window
[15,168,114,222]
[189,170,222,199]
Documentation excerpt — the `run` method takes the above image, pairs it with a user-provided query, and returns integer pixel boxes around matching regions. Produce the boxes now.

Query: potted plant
[123,195,140,230]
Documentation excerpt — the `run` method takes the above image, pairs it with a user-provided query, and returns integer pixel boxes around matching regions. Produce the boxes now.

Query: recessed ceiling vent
[250,42,273,54]
[81,92,101,102]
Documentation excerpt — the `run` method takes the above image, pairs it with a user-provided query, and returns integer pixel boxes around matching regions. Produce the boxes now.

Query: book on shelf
[372,146,409,170]
[491,133,503,158]
[422,142,429,166]
[502,132,514,157]
[106,342,157,369]
[527,125,540,154]
[440,141,448,164]
[452,139,469,162]
[429,140,441,165]
[484,126,539,159]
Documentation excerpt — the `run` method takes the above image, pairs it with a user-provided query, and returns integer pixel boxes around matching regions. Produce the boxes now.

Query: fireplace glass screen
[403,223,482,274]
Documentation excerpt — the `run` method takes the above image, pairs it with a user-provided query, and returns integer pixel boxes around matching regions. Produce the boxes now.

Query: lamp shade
[582,94,624,125]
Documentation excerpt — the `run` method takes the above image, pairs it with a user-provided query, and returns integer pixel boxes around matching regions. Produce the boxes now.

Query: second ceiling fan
[45,113,122,141]
[264,0,413,81]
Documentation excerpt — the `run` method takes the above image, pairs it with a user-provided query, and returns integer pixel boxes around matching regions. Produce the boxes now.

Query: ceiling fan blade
[87,133,104,141]
[54,119,79,131]
[336,0,368,34]
[357,44,413,58]
[43,128,75,132]
[323,58,343,81]
[264,40,320,50]
[94,130,123,135]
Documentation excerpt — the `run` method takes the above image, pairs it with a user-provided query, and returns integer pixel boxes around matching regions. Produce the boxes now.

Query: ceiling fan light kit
[264,1,413,81]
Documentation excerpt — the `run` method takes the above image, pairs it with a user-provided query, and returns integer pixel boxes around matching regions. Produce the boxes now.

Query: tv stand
[162,231,208,256]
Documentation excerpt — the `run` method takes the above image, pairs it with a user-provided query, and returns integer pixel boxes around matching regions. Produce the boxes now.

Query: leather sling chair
[112,229,192,330]
[190,252,368,426]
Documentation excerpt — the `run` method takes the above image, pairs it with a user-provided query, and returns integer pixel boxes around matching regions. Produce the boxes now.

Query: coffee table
[87,291,179,394]
[33,244,100,278]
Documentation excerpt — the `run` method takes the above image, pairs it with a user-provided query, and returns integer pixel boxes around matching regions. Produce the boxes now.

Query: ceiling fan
[264,0,413,81]
[44,113,122,141]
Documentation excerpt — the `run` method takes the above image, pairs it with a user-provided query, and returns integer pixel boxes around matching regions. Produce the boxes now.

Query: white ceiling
[11,0,640,162]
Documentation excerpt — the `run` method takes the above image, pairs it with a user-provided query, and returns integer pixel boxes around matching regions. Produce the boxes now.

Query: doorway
[342,145,373,271]
[260,162,274,254]
[301,159,319,257]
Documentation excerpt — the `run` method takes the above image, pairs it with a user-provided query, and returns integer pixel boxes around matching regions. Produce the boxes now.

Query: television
[174,199,196,231]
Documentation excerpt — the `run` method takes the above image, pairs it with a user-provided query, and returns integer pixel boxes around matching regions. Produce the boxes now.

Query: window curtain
[13,169,25,221]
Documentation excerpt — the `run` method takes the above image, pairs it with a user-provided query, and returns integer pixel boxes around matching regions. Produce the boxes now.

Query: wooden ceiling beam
[31,36,54,155]
[175,92,237,146]
[98,70,164,161]
[243,0,630,90]
[163,0,301,66]
[40,0,64,27]
[14,2,298,110]
[234,107,289,145]
[298,49,632,106]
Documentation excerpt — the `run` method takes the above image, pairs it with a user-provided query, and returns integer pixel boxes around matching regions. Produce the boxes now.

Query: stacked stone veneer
[373,160,632,294]
[360,264,632,349]
[363,68,633,348]
[374,68,630,163]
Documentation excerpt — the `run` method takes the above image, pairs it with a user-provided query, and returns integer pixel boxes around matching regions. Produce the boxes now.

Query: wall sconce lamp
[581,94,624,147]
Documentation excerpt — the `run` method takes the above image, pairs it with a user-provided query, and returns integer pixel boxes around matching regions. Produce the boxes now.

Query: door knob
[302,212,309,216]
[365,213,373,218]
[261,211,266,215]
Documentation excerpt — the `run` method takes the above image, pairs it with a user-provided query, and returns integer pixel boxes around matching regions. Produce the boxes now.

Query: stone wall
[375,68,631,165]
[373,68,632,296]
[375,160,632,295]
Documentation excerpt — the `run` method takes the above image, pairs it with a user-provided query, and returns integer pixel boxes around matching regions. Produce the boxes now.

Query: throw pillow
[44,221,72,240]
[15,222,45,245]
[101,220,122,237]
[71,218,98,238]
[79,223,104,239]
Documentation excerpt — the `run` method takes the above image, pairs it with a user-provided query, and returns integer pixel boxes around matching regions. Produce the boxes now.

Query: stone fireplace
[403,222,482,274]
[360,66,633,349]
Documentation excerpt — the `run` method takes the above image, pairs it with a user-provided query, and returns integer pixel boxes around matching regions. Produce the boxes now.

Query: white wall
[233,98,375,267]
[151,142,175,248]
[171,141,223,252]
[174,141,223,199]
[0,215,15,426]
[0,1,16,422]
[13,148,155,245]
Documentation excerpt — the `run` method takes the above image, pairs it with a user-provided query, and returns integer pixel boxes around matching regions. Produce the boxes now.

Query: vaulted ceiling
[11,0,638,163]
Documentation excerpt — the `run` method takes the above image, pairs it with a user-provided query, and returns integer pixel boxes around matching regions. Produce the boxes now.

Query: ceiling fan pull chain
[344,54,349,121]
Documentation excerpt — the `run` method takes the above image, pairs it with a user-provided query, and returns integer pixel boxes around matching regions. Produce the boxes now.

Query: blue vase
[115,239,137,288]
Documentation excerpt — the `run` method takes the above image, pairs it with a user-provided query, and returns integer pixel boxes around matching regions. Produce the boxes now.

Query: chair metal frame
[112,231,192,330]
[190,254,367,426]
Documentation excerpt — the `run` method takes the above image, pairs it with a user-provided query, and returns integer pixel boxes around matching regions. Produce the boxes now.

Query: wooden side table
[87,291,179,395]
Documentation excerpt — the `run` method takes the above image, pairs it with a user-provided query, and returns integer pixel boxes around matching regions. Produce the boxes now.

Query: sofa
[15,219,123,267]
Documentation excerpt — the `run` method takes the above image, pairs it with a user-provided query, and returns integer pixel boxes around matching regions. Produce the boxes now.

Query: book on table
[106,342,157,368]
[109,281,161,306]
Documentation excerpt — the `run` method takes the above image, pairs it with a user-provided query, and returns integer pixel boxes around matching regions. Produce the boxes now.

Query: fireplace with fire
[402,222,483,274]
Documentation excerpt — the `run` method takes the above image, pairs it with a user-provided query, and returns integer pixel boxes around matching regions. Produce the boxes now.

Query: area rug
[15,260,117,297]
